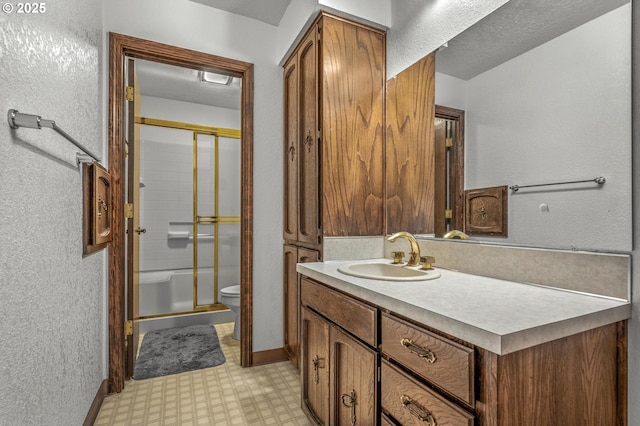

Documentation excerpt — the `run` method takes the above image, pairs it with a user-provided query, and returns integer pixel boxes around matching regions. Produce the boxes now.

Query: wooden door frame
[107,32,254,393]
[434,105,465,235]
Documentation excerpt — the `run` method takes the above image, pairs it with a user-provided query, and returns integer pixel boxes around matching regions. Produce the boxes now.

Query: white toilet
[219,284,241,340]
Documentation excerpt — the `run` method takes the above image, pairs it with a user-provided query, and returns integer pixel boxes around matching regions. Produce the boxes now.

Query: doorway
[434,105,465,236]
[108,32,254,393]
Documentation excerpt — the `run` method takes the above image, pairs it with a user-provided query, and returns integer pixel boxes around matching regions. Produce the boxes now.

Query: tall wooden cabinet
[283,12,386,367]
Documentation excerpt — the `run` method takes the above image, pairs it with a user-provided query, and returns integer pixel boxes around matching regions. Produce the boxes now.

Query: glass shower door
[193,133,240,309]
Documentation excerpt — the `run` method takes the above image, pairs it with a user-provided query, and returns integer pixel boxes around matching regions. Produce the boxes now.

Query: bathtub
[138,268,236,333]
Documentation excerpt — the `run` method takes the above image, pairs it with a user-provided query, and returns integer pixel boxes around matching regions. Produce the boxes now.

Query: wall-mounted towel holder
[509,177,606,192]
[7,109,101,165]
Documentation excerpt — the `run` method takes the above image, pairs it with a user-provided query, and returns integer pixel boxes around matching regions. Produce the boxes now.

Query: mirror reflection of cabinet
[387,52,454,236]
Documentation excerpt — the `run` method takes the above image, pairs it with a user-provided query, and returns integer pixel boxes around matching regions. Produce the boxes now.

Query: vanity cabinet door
[301,306,330,425]
[330,325,378,426]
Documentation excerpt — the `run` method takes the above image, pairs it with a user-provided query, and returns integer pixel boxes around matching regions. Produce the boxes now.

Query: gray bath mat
[133,324,226,380]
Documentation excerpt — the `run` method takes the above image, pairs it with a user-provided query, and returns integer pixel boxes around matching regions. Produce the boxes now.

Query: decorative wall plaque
[83,162,112,255]
[464,185,507,236]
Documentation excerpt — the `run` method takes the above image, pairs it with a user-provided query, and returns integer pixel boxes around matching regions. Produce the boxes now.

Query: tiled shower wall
[138,102,241,287]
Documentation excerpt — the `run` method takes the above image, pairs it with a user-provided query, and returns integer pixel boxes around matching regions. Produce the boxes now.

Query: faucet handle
[420,256,436,270]
[391,251,405,264]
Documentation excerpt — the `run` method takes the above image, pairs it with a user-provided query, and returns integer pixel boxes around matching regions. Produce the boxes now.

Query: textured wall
[0,0,105,424]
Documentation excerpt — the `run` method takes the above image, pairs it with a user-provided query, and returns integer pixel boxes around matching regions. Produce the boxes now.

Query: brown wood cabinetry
[386,53,436,234]
[283,12,386,244]
[301,277,379,425]
[283,26,320,247]
[299,275,627,426]
[283,245,319,368]
[381,312,474,406]
[301,306,331,424]
[283,11,386,366]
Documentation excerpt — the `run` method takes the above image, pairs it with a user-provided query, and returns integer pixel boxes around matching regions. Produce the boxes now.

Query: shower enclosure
[136,117,241,332]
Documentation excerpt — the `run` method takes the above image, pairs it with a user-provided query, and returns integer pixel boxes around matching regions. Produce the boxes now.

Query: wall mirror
[426,0,632,252]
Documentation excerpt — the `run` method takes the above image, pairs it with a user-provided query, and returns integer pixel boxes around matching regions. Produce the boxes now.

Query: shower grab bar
[167,231,214,240]
[509,177,605,192]
[7,109,101,165]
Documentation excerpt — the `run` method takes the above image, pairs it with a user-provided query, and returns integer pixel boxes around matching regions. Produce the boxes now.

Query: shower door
[193,132,241,309]
[135,118,241,319]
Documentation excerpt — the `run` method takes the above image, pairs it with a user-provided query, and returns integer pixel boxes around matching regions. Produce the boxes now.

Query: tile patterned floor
[95,322,312,426]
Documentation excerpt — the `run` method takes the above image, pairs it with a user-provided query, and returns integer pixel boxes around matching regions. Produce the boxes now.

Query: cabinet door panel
[283,59,298,241]
[302,306,330,425]
[298,29,320,246]
[330,326,378,426]
[321,16,385,236]
[283,245,299,367]
[285,248,320,368]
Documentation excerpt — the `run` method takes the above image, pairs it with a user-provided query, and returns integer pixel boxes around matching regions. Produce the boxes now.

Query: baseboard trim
[252,347,288,366]
[83,379,109,426]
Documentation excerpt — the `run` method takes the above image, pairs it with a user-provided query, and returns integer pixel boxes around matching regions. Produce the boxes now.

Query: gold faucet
[442,229,469,239]
[387,231,421,267]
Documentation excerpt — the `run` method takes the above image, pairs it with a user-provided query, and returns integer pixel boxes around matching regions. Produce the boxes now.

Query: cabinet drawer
[382,360,474,426]
[300,277,377,347]
[381,412,396,426]
[381,312,474,405]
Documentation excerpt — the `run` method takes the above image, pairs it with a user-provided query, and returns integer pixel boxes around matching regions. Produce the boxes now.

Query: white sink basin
[337,262,441,282]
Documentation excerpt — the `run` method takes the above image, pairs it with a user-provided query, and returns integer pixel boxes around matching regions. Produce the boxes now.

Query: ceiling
[137,0,629,107]
[135,59,241,110]
[436,0,629,80]
[189,0,292,26]
[136,0,293,109]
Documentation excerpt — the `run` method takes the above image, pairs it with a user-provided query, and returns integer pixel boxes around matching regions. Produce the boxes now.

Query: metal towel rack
[7,109,101,165]
[509,177,606,192]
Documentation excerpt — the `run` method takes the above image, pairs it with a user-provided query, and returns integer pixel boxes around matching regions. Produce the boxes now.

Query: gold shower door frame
[137,116,240,316]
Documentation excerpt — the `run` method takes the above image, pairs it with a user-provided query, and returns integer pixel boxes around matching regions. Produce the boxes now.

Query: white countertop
[297,259,631,355]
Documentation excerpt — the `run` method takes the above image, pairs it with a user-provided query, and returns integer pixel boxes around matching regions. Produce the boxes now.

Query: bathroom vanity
[297,259,630,425]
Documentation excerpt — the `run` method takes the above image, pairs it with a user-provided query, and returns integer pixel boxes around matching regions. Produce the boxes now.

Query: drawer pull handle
[401,395,437,425]
[341,389,357,425]
[312,355,320,384]
[400,338,437,363]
